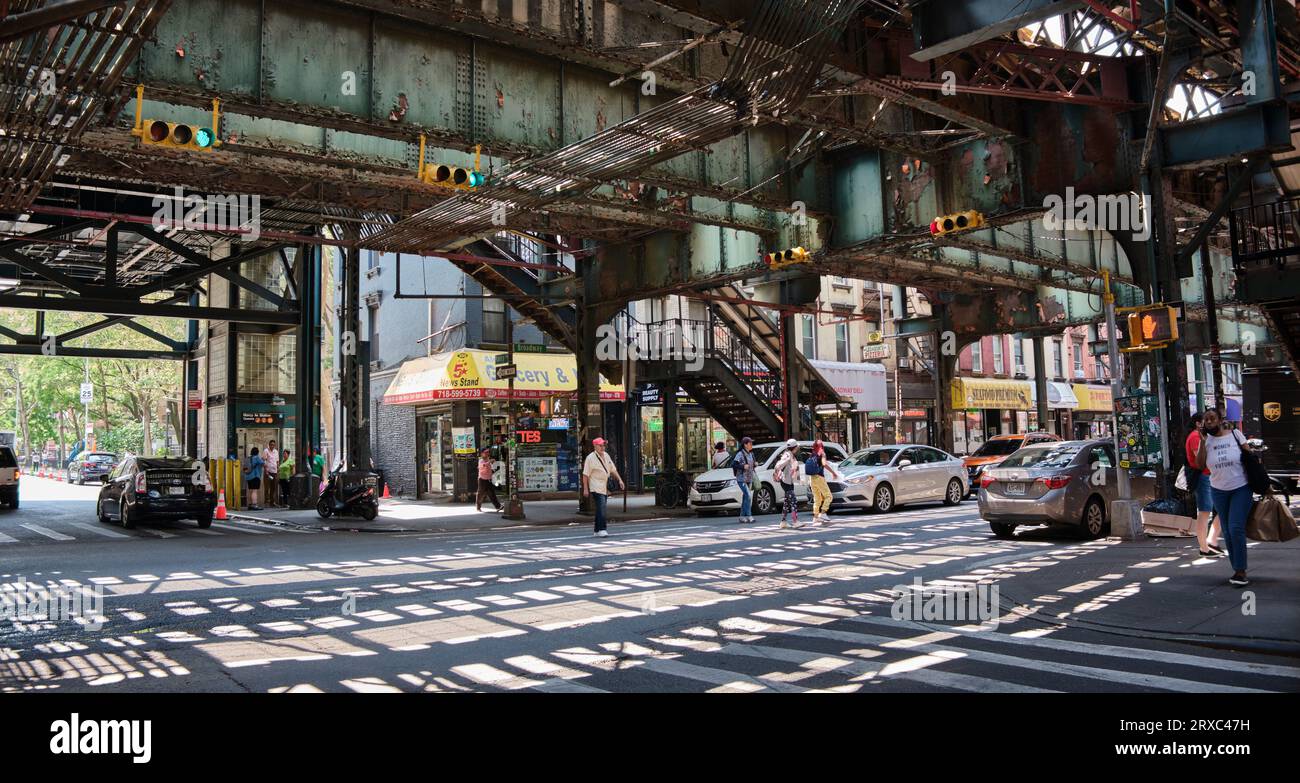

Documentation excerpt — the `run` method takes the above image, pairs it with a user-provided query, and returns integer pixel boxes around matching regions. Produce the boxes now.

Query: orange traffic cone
[381,482,391,499]
[55,470,63,482]
[215,489,228,521]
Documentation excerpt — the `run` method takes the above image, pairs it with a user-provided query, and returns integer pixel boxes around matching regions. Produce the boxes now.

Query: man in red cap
[582,437,623,537]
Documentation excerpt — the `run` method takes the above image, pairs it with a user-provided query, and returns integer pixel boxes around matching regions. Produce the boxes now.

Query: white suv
[0,446,19,509]
[687,440,848,516]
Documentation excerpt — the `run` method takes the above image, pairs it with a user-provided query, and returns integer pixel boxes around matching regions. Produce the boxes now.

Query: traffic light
[764,246,810,269]
[131,85,222,151]
[929,210,985,236]
[417,136,488,190]
[1125,305,1179,349]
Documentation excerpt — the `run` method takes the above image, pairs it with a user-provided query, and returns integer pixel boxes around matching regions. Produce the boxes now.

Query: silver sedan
[833,445,968,513]
[977,439,1120,539]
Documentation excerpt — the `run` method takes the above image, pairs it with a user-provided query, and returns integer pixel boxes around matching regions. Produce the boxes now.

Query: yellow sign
[867,330,883,344]
[1072,384,1113,413]
[1264,402,1282,422]
[385,349,624,405]
[950,377,1034,411]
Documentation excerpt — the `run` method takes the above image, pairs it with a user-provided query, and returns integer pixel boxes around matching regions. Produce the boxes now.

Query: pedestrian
[711,441,731,469]
[244,446,264,511]
[1195,408,1255,586]
[1184,413,1224,557]
[581,437,622,537]
[476,448,502,512]
[278,448,294,507]
[263,439,279,507]
[806,439,841,526]
[773,438,803,529]
[731,436,757,523]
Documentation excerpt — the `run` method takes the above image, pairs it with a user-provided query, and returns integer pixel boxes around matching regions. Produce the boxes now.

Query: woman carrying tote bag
[1195,409,1257,587]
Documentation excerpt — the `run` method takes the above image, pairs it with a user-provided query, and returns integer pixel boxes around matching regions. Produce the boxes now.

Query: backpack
[804,454,822,476]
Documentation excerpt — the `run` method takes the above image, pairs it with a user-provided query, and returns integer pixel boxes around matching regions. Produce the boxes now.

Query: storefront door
[418,413,453,497]
[236,428,280,462]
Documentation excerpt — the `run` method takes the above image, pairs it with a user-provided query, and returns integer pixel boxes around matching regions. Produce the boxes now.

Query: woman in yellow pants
[807,440,841,525]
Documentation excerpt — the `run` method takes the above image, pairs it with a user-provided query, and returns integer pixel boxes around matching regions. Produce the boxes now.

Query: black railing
[1230,198,1300,267]
[627,312,782,411]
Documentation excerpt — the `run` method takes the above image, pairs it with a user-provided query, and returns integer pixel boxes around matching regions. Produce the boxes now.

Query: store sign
[867,330,883,344]
[950,378,1033,411]
[547,418,569,430]
[187,390,203,410]
[516,430,542,443]
[241,412,283,426]
[639,386,660,405]
[647,418,663,433]
[862,343,890,360]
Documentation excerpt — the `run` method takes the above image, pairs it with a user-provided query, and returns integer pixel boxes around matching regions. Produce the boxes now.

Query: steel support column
[576,248,603,516]
[292,245,322,508]
[1033,336,1050,434]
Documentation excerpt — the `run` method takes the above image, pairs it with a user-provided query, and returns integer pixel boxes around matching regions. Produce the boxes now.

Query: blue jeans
[592,492,609,532]
[739,481,752,518]
[1210,484,1252,572]
[1193,472,1213,515]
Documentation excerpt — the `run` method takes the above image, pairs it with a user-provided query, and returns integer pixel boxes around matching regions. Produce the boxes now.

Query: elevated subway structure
[1,0,1296,505]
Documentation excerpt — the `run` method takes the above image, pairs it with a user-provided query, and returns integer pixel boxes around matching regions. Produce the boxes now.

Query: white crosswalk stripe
[0,530,18,544]
[20,523,74,541]
[67,522,131,539]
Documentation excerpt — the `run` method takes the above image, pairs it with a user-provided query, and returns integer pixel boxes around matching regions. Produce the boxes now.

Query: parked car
[67,451,117,484]
[962,431,1062,497]
[977,439,1119,539]
[0,445,19,509]
[687,440,849,516]
[97,456,216,529]
[833,444,967,513]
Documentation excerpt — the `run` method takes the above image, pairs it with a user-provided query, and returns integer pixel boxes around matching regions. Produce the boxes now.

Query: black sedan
[97,456,216,529]
[67,451,117,484]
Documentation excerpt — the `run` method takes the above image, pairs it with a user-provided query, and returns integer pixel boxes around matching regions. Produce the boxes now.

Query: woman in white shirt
[1194,408,1255,587]
[773,439,803,529]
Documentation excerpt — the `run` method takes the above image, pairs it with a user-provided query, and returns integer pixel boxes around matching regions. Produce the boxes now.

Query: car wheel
[120,498,135,529]
[1082,496,1106,539]
[196,515,212,529]
[753,485,776,515]
[990,522,1016,539]
[8,495,17,510]
[872,483,894,513]
[97,498,111,524]
[943,479,964,506]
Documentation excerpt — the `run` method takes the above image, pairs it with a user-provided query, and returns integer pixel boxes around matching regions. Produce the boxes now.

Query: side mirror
[898,459,912,468]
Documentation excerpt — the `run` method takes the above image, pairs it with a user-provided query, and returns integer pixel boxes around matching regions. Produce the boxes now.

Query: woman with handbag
[1184,413,1224,557]
[773,439,803,529]
[1195,408,1259,586]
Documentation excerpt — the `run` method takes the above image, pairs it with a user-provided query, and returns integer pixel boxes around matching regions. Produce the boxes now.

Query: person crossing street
[806,439,840,526]
[582,437,623,537]
[731,436,757,523]
[773,439,802,529]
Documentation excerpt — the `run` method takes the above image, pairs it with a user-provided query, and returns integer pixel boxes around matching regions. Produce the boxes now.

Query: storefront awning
[383,349,625,405]
[1026,381,1080,409]
[950,377,1034,411]
[808,359,887,412]
[1072,384,1113,413]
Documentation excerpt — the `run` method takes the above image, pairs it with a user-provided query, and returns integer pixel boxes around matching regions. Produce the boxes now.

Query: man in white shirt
[582,437,622,537]
[263,440,280,507]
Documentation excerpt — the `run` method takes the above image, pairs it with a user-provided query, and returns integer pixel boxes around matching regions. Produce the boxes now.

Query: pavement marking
[20,523,74,541]
[633,656,810,693]
[215,521,273,535]
[67,522,131,539]
[529,678,607,693]
[132,527,178,539]
[848,614,1300,681]
[0,530,18,544]
[786,625,1272,693]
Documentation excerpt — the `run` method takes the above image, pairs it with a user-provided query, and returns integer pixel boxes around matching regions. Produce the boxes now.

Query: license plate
[168,486,186,496]
[1004,483,1026,496]
[700,494,711,502]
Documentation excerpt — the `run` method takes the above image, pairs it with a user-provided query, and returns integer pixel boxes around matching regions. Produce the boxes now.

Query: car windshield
[999,445,1082,469]
[972,439,1023,457]
[87,453,115,462]
[841,448,900,467]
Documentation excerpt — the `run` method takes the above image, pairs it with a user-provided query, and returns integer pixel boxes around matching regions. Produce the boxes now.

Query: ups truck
[1242,368,1300,496]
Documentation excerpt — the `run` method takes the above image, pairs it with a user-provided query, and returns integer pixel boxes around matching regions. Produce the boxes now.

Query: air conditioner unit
[1014,364,1027,376]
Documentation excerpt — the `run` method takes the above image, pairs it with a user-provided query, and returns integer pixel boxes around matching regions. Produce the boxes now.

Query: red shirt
[1184,431,1210,475]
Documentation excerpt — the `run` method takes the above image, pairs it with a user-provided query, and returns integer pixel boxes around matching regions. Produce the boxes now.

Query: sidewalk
[990,529,1300,656]
[229,491,697,533]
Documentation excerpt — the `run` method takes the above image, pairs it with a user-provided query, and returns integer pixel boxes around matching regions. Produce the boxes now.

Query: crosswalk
[0,515,306,545]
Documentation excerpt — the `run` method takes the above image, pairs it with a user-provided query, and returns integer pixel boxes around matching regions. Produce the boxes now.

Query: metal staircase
[1229,198,1300,374]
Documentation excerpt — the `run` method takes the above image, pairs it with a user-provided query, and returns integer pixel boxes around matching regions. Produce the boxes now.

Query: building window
[482,297,506,344]
[1223,362,1242,394]
[238,254,289,312]
[367,303,379,360]
[971,340,983,373]
[1013,337,1024,372]
[1053,340,1064,379]
[1073,341,1084,377]
[835,322,849,362]
[992,337,1003,374]
[801,315,816,359]
[831,276,851,288]
[236,333,295,394]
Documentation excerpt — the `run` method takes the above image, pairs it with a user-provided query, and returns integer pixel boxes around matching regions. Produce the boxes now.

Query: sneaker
[1229,574,1249,587]
[779,521,791,529]
[792,520,805,529]
[594,530,608,538]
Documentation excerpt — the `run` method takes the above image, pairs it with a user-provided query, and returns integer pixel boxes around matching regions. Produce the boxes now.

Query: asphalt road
[3,475,1297,693]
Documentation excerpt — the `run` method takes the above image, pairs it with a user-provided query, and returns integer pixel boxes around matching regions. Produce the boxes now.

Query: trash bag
[1144,496,1192,518]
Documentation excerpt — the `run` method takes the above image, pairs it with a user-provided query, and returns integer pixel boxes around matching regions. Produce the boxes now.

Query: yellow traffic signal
[417,136,488,190]
[131,85,221,151]
[929,210,985,236]
[1124,305,1179,349]
[765,246,810,269]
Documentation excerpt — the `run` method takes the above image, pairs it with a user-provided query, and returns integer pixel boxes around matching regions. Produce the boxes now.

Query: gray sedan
[977,439,1120,539]
[833,445,967,513]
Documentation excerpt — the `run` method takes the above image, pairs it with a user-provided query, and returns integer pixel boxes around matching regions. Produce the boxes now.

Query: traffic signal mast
[417,135,488,190]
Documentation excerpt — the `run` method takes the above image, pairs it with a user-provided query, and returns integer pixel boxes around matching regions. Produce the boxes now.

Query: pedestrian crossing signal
[1124,305,1178,350]
[929,210,985,236]
[765,247,810,269]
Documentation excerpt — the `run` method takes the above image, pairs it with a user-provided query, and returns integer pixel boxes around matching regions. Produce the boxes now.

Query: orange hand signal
[1141,314,1158,340]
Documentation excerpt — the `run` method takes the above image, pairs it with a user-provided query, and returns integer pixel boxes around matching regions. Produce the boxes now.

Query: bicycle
[655,470,689,508]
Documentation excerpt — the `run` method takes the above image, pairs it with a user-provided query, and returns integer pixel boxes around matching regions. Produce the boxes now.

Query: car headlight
[846,474,876,485]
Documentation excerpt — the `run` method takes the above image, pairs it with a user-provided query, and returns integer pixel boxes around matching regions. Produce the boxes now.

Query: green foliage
[97,422,146,455]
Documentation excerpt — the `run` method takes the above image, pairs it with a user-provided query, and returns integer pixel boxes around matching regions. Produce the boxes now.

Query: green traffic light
[468,171,486,187]
[195,128,214,148]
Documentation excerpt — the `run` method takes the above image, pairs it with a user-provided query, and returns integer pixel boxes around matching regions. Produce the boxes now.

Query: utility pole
[83,358,90,451]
